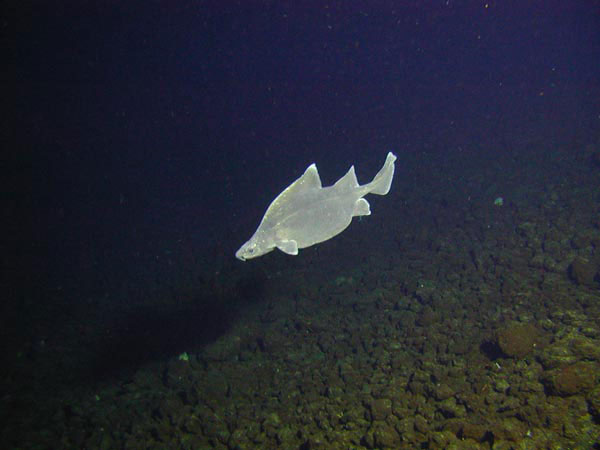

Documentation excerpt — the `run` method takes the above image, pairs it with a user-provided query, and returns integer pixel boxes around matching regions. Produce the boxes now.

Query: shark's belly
[277,199,355,249]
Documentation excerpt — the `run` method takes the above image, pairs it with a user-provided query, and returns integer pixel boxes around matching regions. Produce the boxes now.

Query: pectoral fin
[276,239,299,255]
[353,198,371,216]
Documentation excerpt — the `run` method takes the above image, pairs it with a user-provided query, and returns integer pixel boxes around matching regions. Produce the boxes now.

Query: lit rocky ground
[3,139,600,449]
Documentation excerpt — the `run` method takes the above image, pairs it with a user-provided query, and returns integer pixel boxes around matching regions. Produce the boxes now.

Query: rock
[372,421,400,448]
[569,257,599,288]
[416,306,438,326]
[496,323,540,358]
[438,397,466,418]
[156,393,185,426]
[587,385,600,418]
[202,335,241,361]
[461,423,489,442]
[262,412,281,438]
[493,378,510,394]
[433,383,455,401]
[413,414,429,433]
[368,398,392,421]
[429,430,457,448]
[184,415,204,435]
[541,361,599,396]
[538,339,578,369]
[570,336,600,361]
[164,358,193,388]
[492,418,527,442]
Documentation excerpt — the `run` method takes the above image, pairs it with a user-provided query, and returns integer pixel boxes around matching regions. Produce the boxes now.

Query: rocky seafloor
[3,142,600,449]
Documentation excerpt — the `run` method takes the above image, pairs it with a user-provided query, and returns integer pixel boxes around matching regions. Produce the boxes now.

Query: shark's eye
[247,248,254,254]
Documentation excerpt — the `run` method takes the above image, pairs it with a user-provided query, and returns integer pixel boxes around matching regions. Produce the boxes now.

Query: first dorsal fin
[298,163,322,190]
[278,163,322,199]
[262,163,322,222]
[333,165,359,192]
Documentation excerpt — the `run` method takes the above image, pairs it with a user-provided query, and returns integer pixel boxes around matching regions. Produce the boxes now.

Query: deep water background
[3,1,600,447]
[9,1,599,301]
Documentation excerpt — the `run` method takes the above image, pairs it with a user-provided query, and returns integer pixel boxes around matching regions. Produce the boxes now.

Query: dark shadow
[87,301,235,380]
[82,268,269,382]
[479,339,503,361]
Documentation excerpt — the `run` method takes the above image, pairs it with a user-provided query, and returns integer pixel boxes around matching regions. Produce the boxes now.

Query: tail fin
[366,152,397,195]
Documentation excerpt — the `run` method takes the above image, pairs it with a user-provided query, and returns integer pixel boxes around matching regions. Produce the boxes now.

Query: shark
[235,152,397,261]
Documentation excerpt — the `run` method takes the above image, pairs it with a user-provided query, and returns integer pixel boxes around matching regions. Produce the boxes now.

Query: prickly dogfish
[236,152,397,261]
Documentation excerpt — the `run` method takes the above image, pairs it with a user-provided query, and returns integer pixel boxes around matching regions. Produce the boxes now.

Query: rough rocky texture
[496,322,540,359]
[541,361,600,396]
[569,257,599,288]
[4,144,600,449]
[587,385,600,418]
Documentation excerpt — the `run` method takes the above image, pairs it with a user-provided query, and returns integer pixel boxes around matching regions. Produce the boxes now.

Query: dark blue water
[5,2,600,448]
